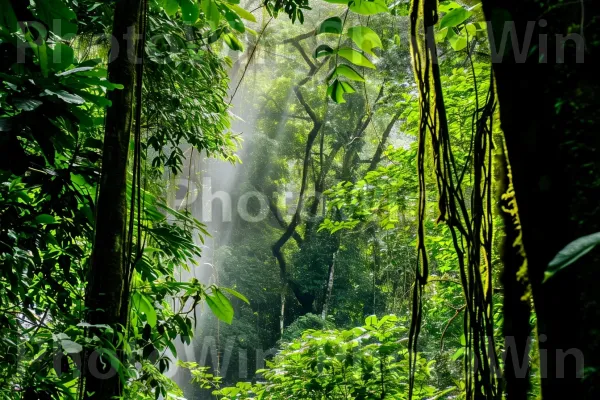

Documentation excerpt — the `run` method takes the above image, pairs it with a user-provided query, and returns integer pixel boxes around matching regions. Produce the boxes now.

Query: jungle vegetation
[0,0,598,399]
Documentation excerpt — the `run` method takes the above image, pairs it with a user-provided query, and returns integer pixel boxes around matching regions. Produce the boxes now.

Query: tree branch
[368,109,402,171]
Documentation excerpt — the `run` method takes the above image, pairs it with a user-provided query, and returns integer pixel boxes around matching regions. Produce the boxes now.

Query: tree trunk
[321,252,337,320]
[498,146,531,400]
[84,0,143,397]
[481,1,600,398]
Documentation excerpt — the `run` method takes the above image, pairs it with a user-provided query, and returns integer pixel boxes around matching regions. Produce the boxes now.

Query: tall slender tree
[84,0,144,397]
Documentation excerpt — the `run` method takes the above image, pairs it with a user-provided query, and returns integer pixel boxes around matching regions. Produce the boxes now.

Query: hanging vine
[407,0,500,399]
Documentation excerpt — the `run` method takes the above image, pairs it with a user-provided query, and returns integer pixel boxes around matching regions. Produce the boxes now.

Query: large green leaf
[222,287,250,304]
[448,33,467,51]
[439,6,472,29]
[206,288,234,324]
[223,33,244,51]
[544,232,600,282]
[56,66,95,76]
[327,79,356,104]
[35,214,57,224]
[226,3,256,22]
[61,339,82,354]
[131,292,157,327]
[14,98,43,111]
[329,64,365,82]
[0,0,18,33]
[163,0,180,15]
[224,8,245,33]
[317,17,343,35]
[346,26,382,56]
[45,90,85,105]
[180,0,200,23]
[201,0,221,30]
[34,0,78,37]
[349,0,388,16]
[337,48,376,69]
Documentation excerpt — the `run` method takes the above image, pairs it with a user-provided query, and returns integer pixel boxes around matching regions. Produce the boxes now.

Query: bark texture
[481,1,600,398]
[84,0,143,397]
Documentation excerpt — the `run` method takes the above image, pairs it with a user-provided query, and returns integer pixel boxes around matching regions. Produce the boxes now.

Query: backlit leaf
[226,3,256,22]
[439,6,472,29]
[132,292,157,327]
[222,287,250,304]
[346,26,382,56]
[349,0,388,15]
[206,288,234,324]
[337,48,376,69]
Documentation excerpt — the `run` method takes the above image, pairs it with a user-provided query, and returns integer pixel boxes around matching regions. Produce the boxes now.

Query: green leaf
[451,347,464,360]
[37,42,50,78]
[76,91,112,107]
[544,232,600,282]
[164,0,179,15]
[206,288,234,324]
[337,48,376,69]
[201,0,221,30]
[35,214,57,224]
[226,3,256,22]
[317,17,343,35]
[448,34,467,51]
[56,66,95,76]
[439,6,472,30]
[465,22,477,37]
[327,79,355,104]
[329,64,365,82]
[223,33,244,51]
[438,1,461,13]
[0,0,19,33]
[224,8,245,33]
[314,44,334,58]
[222,287,250,304]
[349,0,388,16]
[132,292,157,327]
[180,0,200,23]
[34,0,78,37]
[49,43,74,71]
[346,26,382,56]
[14,98,43,111]
[0,118,12,132]
[365,315,377,326]
[45,89,86,104]
[435,27,449,43]
[61,339,82,354]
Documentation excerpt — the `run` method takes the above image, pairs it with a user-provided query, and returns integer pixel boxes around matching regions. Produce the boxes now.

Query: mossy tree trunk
[482,1,600,398]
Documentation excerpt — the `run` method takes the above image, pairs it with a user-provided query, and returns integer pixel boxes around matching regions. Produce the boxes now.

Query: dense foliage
[1,0,599,399]
[187,315,454,399]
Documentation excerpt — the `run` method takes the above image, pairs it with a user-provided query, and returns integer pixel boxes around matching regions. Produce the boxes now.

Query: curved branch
[272,48,325,286]
[267,197,303,247]
[368,109,402,171]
